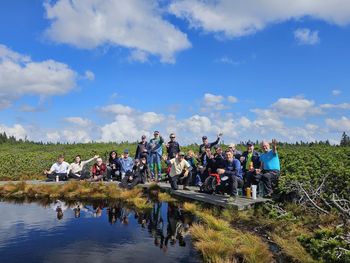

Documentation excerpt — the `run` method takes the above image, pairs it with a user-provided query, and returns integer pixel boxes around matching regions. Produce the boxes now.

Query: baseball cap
[202,136,208,140]
[246,140,254,146]
[178,151,185,156]
[124,149,129,154]
[154,130,159,135]
[141,135,146,139]
[229,143,236,148]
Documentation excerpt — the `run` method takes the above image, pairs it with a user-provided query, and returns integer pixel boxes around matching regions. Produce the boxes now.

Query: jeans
[68,171,90,180]
[150,153,162,179]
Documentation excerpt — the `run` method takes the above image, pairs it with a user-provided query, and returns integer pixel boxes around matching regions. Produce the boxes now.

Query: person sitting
[198,145,216,185]
[90,157,107,182]
[165,152,191,190]
[217,150,243,196]
[68,154,99,180]
[44,154,70,181]
[256,139,280,197]
[134,156,151,184]
[106,151,121,181]
[119,149,134,179]
[120,157,149,189]
[240,141,261,192]
[185,150,199,186]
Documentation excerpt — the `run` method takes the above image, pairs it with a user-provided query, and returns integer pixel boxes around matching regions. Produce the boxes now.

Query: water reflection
[0,199,200,263]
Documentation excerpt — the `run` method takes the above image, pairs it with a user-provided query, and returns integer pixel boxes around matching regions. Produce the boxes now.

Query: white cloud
[227,96,238,103]
[44,0,191,63]
[294,28,320,45]
[320,103,350,110]
[202,93,225,110]
[0,124,27,140]
[64,117,92,127]
[101,104,135,115]
[326,117,350,132]
[128,50,149,63]
[169,0,350,38]
[0,44,77,109]
[46,131,61,142]
[202,93,237,111]
[271,97,322,118]
[215,56,241,66]
[332,89,341,96]
[84,70,95,81]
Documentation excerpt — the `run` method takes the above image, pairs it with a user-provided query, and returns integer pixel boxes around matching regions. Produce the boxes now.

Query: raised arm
[272,139,278,153]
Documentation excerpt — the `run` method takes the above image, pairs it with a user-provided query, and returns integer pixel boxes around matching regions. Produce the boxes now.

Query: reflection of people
[44,155,69,181]
[51,200,68,220]
[56,207,63,220]
[68,154,98,180]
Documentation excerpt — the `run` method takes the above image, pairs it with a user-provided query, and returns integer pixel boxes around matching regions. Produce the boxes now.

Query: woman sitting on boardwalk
[68,154,99,180]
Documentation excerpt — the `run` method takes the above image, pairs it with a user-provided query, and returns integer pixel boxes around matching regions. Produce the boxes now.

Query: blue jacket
[119,157,134,173]
[149,136,164,156]
[223,159,243,180]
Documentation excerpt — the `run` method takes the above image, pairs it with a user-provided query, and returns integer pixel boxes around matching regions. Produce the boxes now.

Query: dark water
[0,200,201,263]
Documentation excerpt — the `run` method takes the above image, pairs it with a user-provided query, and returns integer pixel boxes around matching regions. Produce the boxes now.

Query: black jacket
[166,141,180,159]
[241,150,260,172]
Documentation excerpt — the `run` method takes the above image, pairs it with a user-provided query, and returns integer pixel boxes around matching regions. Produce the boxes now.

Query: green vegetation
[1,135,350,262]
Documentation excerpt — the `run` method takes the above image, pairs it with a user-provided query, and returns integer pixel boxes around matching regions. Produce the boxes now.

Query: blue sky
[0,0,349,144]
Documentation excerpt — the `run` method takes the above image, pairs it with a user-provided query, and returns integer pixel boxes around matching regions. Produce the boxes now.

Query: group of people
[44,131,280,197]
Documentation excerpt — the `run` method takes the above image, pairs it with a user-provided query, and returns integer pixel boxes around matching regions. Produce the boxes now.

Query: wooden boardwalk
[0,180,270,210]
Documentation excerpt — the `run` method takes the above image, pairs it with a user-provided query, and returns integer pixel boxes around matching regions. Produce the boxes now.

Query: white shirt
[169,158,190,177]
[68,157,95,174]
[50,162,70,174]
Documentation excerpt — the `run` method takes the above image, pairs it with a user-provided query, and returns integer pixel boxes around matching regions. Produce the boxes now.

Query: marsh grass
[183,202,273,263]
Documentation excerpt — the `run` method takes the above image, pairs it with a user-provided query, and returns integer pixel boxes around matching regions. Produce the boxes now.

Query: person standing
[199,134,222,155]
[135,135,149,160]
[166,133,180,160]
[149,131,164,181]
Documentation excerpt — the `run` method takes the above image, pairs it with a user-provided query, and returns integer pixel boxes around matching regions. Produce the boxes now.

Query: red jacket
[92,163,107,176]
